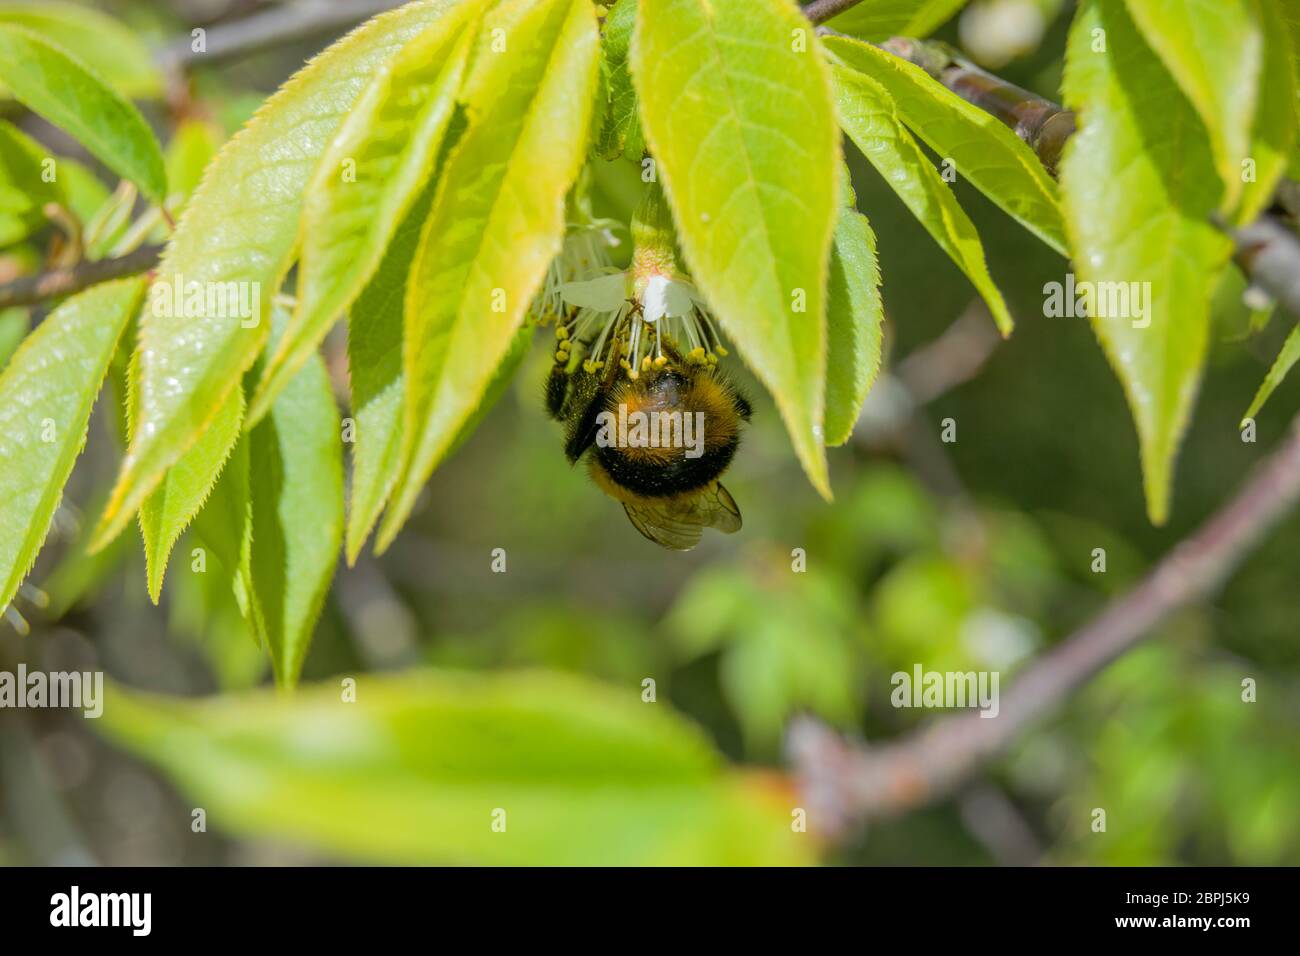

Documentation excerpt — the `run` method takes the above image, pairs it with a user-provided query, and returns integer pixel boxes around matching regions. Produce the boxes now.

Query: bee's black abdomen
[594,437,738,497]
[589,367,743,497]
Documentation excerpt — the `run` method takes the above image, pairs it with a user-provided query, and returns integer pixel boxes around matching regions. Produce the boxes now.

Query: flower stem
[631,179,677,279]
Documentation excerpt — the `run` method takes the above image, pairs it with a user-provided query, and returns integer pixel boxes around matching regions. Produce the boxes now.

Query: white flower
[529,218,622,323]
[540,186,730,381]
[554,266,726,379]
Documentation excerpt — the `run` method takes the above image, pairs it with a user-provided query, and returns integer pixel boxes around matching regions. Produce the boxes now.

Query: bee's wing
[700,482,742,534]
[621,483,742,551]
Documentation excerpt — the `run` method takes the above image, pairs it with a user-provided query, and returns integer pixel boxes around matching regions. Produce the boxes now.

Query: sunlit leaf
[823,35,1067,254]
[595,0,643,161]
[632,0,840,497]
[130,117,252,591]
[82,180,138,260]
[251,2,483,423]
[0,123,106,249]
[0,24,165,203]
[91,1,451,550]
[0,119,61,208]
[1285,3,1300,139]
[164,119,222,213]
[189,427,253,617]
[1060,0,1233,523]
[245,328,344,688]
[0,210,28,246]
[0,1,162,98]
[831,63,1013,334]
[98,670,813,865]
[825,0,970,40]
[0,306,26,367]
[1235,0,1297,226]
[1242,324,1300,424]
[138,387,244,604]
[0,278,143,612]
[823,187,883,448]
[1122,0,1262,213]
[56,156,110,227]
[377,0,600,550]
[345,183,433,564]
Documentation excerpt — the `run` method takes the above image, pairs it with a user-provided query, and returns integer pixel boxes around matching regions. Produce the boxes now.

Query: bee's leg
[564,393,604,462]
[544,366,569,420]
[561,365,605,462]
[733,390,753,421]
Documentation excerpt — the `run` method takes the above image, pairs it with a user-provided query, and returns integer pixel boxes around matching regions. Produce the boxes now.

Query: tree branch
[0,244,162,310]
[802,0,869,24]
[157,0,404,68]
[789,411,1300,836]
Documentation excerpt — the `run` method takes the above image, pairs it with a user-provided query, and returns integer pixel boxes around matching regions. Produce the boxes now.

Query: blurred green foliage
[0,0,1296,867]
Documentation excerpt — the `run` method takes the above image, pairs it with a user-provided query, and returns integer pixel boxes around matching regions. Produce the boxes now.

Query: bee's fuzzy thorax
[604,367,743,458]
[585,363,748,499]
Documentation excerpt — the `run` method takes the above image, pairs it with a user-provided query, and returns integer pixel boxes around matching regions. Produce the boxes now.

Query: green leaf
[823,35,1067,254]
[0,306,25,367]
[246,336,344,688]
[251,2,483,424]
[345,165,535,563]
[824,190,883,447]
[0,123,108,246]
[1285,2,1300,137]
[97,670,812,865]
[56,157,110,227]
[0,1,163,98]
[825,0,970,40]
[595,0,643,161]
[0,278,143,612]
[138,387,244,604]
[830,63,1013,334]
[164,119,222,214]
[1236,0,1297,226]
[631,0,840,498]
[81,179,138,260]
[1122,0,1262,214]
[0,24,165,204]
[189,428,253,612]
[345,182,434,563]
[1060,0,1233,523]
[166,550,267,692]
[91,1,452,551]
[1242,323,1300,424]
[669,565,862,750]
[377,0,600,551]
[0,119,62,243]
[0,210,29,246]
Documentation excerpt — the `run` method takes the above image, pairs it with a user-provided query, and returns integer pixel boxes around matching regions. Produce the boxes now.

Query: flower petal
[560,273,628,311]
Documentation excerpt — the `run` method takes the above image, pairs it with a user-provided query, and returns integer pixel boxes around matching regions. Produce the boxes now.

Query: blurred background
[1,0,1297,866]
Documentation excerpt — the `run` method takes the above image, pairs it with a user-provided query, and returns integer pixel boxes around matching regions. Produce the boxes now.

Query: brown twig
[895,304,1002,405]
[156,0,404,68]
[790,412,1300,834]
[0,244,162,310]
[802,0,870,24]
[1230,215,1300,318]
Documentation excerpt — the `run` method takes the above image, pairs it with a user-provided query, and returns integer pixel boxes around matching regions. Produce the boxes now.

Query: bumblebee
[545,307,751,551]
